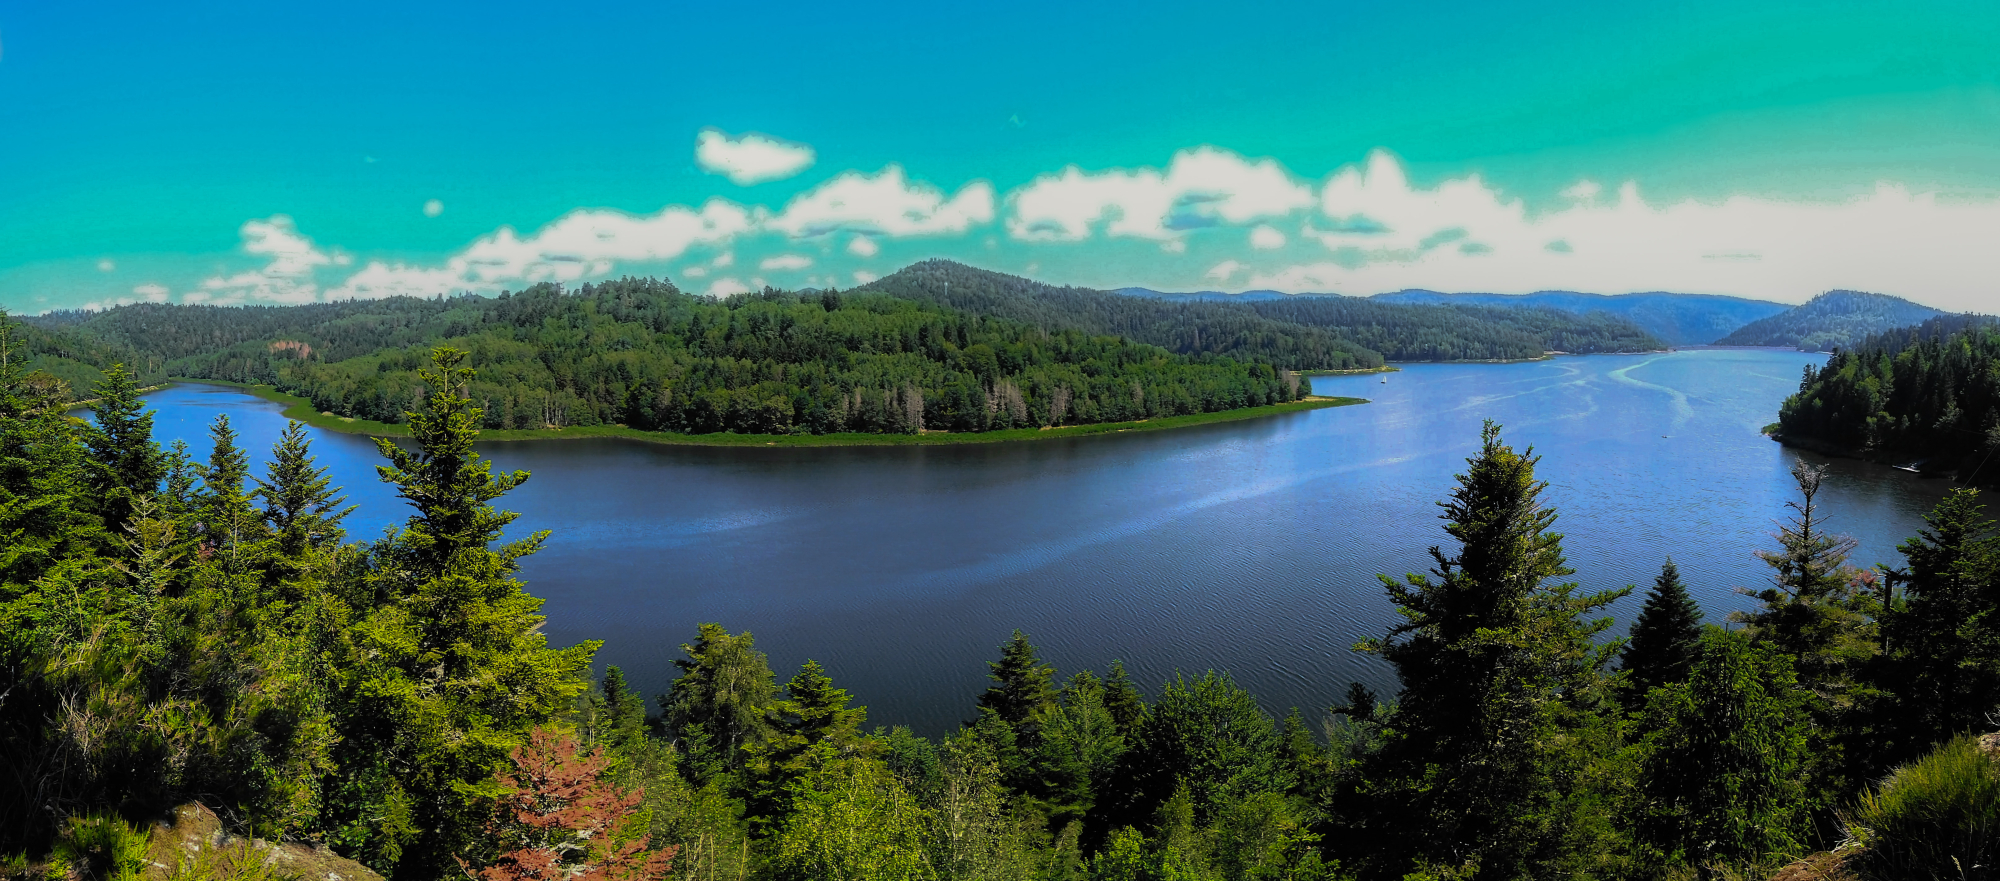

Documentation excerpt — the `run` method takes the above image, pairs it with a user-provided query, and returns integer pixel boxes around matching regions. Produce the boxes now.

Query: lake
[142,348,1956,736]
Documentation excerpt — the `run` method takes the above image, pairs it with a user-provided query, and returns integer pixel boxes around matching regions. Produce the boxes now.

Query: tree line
[1777,313,2000,481]
[28,282,1310,435]
[3,327,1996,880]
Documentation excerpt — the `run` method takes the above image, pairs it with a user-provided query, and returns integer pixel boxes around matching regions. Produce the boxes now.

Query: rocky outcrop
[142,804,382,881]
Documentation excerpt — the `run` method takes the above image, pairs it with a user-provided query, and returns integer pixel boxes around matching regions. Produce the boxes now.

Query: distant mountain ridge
[1118,287,1789,346]
[869,261,1665,364]
[1714,291,1944,350]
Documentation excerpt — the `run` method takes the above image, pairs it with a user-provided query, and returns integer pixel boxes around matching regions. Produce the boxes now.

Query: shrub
[51,814,149,881]
[1846,735,2000,880]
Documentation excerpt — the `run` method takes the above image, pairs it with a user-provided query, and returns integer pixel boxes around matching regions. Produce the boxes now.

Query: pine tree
[197,414,259,554]
[328,347,599,877]
[83,363,162,528]
[1621,558,1705,707]
[977,629,1056,727]
[1102,659,1148,737]
[597,666,647,753]
[1355,421,1627,879]
[747,660,869,830]
[1733,459,1868,695]
[253,419,352,558]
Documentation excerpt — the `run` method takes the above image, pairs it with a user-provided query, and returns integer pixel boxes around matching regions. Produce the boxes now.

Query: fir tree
[1102,659,1148,737]
[1356,421,1627,879]
[1621,558,1705,707]
[253,419,352,558]
[196,414,259,555]
[1734,459,1869,695]
[83,363,162,528]
[1879,488,2000,758]
[977,629,1057,727]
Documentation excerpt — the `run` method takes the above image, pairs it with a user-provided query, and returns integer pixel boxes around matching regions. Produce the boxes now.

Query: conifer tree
[1632,628,1811,873]
[1621,558,1705,707]
[662,623,776,769]
[197,414,259,554]
[1880,488,2000,754]
[747,660,869,829]
[597,666,647,752]
[977,629,1057,727]
[1734,459,1868,695]
[253,419,352,558]
[1356,421,1627,879]
[328,347,598,877]
[1102,659,1148,737]
[83,363,162,528]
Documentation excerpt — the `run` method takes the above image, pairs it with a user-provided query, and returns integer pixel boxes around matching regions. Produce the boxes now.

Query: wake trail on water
[1607,358,1694,428]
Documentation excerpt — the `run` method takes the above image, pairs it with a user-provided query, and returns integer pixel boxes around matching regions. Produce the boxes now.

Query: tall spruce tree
[1355,421,1627,879]
[978,629,1057,726]
[1621,558,1705,707]
[326,347,598,877]
[197,414,259,555]
[253,419,352,559]
[83,363,162,528]
[1734,459,1869,695]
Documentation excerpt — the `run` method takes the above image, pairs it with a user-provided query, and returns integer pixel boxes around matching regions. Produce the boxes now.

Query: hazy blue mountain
[1714,290,1945,350]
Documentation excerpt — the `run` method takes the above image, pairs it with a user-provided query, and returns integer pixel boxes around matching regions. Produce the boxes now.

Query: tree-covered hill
[1368,289,1788,346]
[865,261,1666,364]
[1775,313,2000,477]
[28,278,1308,434]
[1716,290,1944,350]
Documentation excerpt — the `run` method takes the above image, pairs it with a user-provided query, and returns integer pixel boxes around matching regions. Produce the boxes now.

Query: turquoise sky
[3,0,1998,312]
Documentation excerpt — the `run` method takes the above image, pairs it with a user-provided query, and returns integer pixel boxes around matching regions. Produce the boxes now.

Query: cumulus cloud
[324,200,754,300]
[853,270,878,285]
[712,251,735,267]
[848,235,879,257]
[1206,260,1244,281]
[1232,149,2000,308]
[1007,147,1315,241]
[192,216,334,305]
[768,165,995,238]
[760,254,812,271]
[681,265,709,278]
[97,259,115,272]
[696,129,816,185]
[424,199,444,217]
[1250,225,1286,249]
[133,283,169,302]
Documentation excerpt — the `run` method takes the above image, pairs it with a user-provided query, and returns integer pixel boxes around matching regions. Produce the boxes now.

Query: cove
[141,348,1954,736]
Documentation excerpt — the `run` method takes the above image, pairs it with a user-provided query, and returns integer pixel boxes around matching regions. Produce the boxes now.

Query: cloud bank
[157,146,2000,313]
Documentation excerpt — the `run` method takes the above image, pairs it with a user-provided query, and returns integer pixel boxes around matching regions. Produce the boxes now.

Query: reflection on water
[143,349,1956,735]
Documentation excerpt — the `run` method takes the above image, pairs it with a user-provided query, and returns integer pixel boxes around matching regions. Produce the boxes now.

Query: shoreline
[166,379,1366,447]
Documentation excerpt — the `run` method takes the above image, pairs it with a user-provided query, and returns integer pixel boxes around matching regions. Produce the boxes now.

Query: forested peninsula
[16,261,1669,443]
[1776,313,2000,479]
[3,337,1996,881]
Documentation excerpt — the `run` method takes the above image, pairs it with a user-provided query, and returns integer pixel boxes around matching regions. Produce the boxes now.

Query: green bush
[1847,735,2000,880]
[51,814,150,881]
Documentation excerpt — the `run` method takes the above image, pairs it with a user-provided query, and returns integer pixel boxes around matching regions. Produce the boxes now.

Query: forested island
[1775,312,2000,479]
[3,325,1996,881]
[15,261,1673,445]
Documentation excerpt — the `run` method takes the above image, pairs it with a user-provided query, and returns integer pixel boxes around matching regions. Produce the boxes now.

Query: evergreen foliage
[1620,558,1705,706]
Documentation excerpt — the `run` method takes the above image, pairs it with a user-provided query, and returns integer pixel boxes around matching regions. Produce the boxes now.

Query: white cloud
[1206,260,1244,282]
[853,270,878,285]
[712,251,735,267]
[768,165,995,238]
[705,277,752,297]
[760,254,812,271]
[1250,225,1286,249]
[192,215,332,305]
[695,129,816,185]
[1161,239,1186,254]
[1561,180,1602,201]
[1224,150,2000,309]
[133,283,169,302]
[1007,147,1315,241]
[322,200,755,300]
[424,199,444,217]
[97,259,115,272]
[682,265,709,278]
[848,235,879,257]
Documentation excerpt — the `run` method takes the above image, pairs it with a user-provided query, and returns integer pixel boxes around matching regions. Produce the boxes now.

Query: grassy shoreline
[167,378,1365,447]
[1298,365,1400,376]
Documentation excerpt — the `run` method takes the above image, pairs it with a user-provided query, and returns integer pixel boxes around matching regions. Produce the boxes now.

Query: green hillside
[1715,290,1944,349]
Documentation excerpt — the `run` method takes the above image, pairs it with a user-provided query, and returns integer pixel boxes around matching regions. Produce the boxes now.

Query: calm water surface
[143,350,1955,735]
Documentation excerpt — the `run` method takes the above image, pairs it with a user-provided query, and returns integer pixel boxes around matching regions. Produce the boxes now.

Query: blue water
[141,349,1954,735]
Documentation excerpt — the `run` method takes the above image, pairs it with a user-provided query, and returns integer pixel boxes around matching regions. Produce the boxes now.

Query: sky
[2,0,1998,313]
